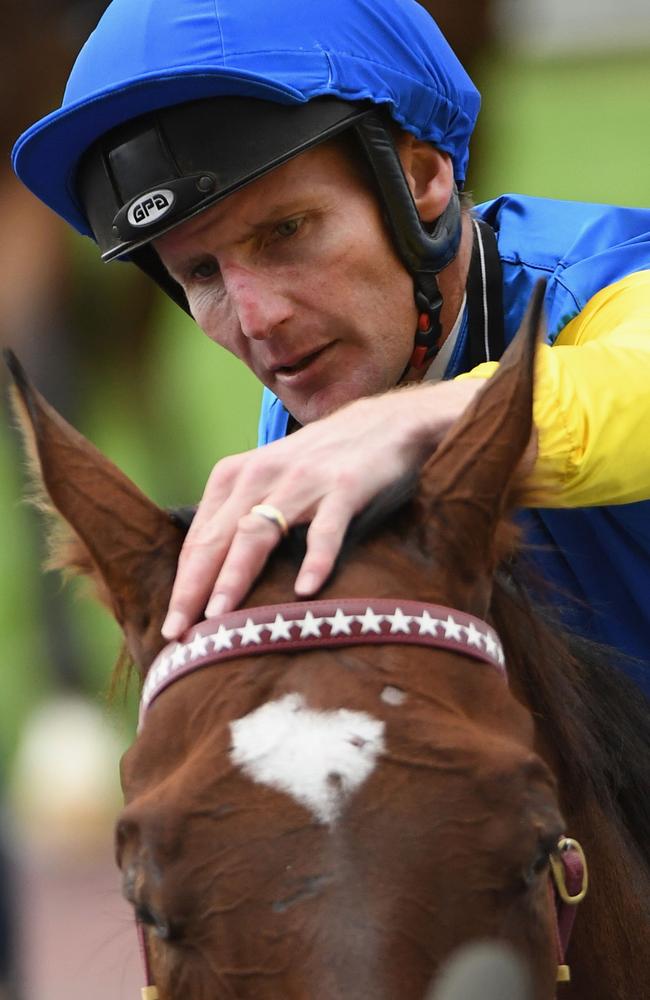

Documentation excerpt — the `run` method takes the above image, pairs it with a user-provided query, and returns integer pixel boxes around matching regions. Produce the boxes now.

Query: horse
[6,283,649,1000]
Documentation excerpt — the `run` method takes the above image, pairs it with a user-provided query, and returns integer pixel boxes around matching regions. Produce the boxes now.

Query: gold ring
[249,503,289,537]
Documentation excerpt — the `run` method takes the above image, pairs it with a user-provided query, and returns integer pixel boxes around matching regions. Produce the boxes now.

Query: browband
[139,599,506,727]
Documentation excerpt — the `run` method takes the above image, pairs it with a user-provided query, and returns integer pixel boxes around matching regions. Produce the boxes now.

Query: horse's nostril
[135,901,156,926]
[116,809,184,942]
[123,861,179,941]
[135,902,175,940]
[120,848,180,942]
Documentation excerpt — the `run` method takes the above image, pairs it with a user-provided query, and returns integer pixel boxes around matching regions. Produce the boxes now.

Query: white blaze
[229,694,385,825]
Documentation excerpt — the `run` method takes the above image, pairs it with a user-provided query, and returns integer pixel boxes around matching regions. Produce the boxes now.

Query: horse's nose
[115,813,177,940]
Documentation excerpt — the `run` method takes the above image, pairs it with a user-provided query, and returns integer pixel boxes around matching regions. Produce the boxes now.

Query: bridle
[135,598,588,999]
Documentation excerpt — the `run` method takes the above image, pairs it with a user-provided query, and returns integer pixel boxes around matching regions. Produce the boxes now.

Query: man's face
[155,141,416,424]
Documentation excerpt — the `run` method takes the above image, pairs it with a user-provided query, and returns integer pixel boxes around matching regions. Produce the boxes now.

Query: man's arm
[457,270,650,506]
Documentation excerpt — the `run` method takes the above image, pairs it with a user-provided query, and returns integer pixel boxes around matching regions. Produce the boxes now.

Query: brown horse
[7,285,649,999]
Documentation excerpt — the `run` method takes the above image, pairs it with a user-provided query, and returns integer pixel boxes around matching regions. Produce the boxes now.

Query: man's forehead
[154,140,359,253]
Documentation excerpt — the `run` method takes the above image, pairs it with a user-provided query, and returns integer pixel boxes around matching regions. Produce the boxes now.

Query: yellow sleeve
[456,270,650,507]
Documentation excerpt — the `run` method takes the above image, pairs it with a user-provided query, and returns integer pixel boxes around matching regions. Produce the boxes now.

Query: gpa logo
[127,189,175,227]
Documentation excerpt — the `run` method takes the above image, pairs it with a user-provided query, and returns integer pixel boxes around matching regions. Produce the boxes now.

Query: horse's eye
[523,833,558,886]
[531,849,551,877]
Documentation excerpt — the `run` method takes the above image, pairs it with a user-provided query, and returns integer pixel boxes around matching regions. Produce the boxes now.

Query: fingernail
[161,610,188,640]
[206,593,229,618]
[295,572,318,595]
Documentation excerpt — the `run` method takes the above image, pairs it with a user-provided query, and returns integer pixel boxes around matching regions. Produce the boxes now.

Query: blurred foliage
[472,49,650,205]
[1,47,649,765]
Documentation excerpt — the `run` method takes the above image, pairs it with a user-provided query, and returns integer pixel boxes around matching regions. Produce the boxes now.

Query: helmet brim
[77,95,371,261]
[12,70,318,239]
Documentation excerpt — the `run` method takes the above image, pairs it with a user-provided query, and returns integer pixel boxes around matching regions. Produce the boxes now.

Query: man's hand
[161,379,486,639]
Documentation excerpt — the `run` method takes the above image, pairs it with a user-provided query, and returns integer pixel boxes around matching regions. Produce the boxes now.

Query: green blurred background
[1,38,649,771]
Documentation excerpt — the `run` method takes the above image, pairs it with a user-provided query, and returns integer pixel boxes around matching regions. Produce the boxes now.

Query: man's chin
[283,383,360,425]
[274,362,397,425]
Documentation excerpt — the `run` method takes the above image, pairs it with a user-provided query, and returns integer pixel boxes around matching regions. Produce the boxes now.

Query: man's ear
[397,134,455,223]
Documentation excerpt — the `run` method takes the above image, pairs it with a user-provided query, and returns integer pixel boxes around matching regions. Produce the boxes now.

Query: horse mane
[489,570,650,870]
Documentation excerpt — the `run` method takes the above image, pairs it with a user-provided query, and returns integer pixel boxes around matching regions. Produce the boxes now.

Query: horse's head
[8,284,565,999]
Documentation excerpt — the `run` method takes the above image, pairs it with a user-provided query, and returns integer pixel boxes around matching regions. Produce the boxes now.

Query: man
[13,0,650,691]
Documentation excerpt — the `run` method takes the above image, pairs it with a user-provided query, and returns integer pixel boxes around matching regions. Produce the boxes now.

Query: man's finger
[161,453,284,638]
[205,511,284,615]
[294,494,353,596]
[191,453,247,525]
[162,532,232,638]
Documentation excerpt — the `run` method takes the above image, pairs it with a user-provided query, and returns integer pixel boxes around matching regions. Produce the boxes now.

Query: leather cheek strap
[352,112,461,283]
[353,112,462,364]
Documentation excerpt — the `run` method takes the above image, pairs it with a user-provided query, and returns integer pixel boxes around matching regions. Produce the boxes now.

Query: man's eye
[274,218,302,239]
[191,258,219,280]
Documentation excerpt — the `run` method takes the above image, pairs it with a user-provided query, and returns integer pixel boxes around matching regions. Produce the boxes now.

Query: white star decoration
[356,607,384,634]
[484,632,498,657]
[171,643,187,668]
[269,613,293,641]
[442,614,463,640]
[299,611,323,638]
[388,608,412,634]
[414,610,439,636]
[211,625,234,651]
[464,621,484,648]
[239,618,265,645]
[188,632,210,659]
[327,608,355,635]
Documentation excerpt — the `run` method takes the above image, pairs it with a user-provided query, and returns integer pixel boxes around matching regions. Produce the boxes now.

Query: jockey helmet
[12,0,480,339]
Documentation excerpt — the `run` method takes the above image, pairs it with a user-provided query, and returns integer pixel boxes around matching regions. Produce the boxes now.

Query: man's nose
[224,266,293,340]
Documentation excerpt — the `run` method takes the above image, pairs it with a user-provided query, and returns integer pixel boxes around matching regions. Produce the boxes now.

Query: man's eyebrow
[248,199,313,229]
[206,194,312,236]
[157,196,318,275]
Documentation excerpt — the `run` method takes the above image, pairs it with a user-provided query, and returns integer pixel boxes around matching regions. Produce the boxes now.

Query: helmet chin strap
[351,112,462,376]
[410,286,442,370]
[409,195,461,370]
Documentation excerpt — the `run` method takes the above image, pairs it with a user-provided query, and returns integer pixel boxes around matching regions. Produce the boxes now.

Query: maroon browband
[139,599,506,725]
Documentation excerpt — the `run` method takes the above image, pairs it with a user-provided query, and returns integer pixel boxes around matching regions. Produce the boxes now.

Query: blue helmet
[12,0,480,355]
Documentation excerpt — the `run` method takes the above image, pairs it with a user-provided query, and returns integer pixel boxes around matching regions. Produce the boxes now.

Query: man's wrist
[391,377,488,458]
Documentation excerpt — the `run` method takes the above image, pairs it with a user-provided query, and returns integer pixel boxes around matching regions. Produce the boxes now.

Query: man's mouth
[272,344,330,377]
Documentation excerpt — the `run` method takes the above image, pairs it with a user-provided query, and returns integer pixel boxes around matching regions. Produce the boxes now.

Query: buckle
[550,837,589,905]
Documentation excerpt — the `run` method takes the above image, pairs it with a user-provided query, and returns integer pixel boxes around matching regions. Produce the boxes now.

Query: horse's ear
[5,350,186,674]
[419,280,545,590]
